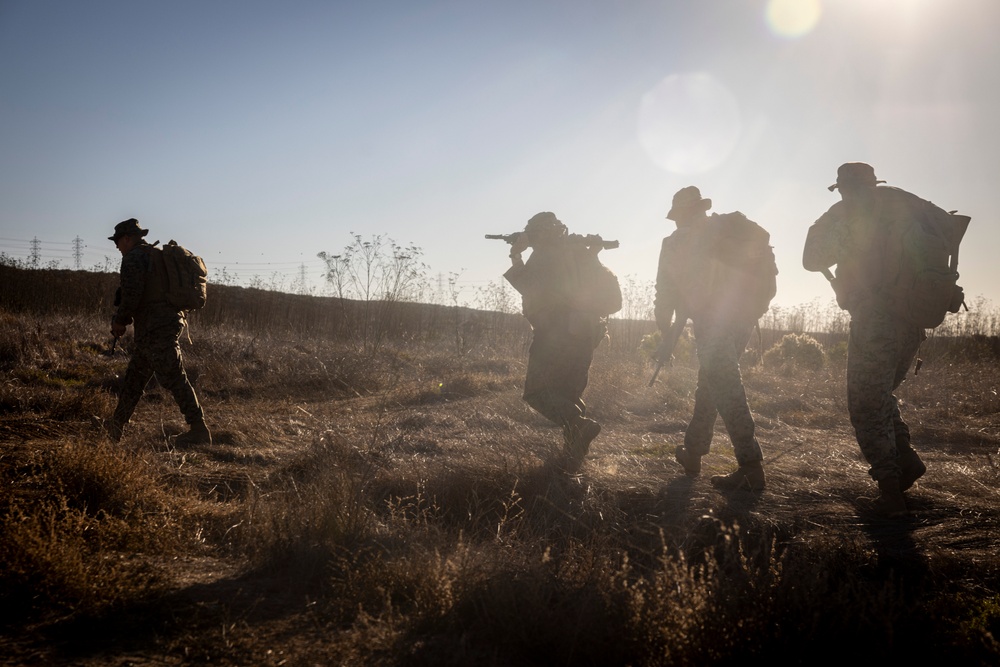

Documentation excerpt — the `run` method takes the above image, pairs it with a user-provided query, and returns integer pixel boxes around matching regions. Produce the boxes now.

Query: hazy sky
[2,0,998,312]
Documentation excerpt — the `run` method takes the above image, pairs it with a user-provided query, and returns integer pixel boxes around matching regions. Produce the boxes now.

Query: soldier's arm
[501,234,532,295]
[113,249,148,326]
[654,238,679,331]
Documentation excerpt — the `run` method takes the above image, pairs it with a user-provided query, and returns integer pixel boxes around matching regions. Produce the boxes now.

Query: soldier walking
[655,187,776,492]
[803,163,945,517]
[106,218,212,446]
[502,212,622,468]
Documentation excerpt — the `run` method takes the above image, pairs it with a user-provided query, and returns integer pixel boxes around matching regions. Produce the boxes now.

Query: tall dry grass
[0,264,998,664]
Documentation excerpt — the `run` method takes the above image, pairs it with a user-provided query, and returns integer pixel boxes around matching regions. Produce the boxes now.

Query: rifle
[648,315,687,387]
[486,233,619,250]
[485,232,525,244]
[104,336,120,357]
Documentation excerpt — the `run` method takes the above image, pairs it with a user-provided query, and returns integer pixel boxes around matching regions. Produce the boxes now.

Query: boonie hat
[667,186,712,221]
[828,162,886,192]
[109,218,149,242]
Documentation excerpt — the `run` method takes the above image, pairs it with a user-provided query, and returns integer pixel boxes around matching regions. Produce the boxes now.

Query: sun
[766,0,822,39]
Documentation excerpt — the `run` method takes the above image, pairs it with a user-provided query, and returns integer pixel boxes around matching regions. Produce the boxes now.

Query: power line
[0,236,73,245]
[0,235,502,299]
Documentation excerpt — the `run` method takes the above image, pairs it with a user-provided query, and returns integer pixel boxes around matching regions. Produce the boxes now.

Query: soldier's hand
[509,234,530,257]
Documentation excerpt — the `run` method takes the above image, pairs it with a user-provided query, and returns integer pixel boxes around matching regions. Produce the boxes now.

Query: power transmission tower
[30,237,41,268]
[73,236,84,269]
[298,263,308,295]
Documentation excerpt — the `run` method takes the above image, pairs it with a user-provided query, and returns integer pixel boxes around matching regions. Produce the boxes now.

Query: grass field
[1,266,998,666]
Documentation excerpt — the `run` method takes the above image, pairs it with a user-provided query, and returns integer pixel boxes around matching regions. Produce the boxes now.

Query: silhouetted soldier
[656,187,776,492]
[804,163,949,517]
[106,218,211,446]
[503,212,622,467]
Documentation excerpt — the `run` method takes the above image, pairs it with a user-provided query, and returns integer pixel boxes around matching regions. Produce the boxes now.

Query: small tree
[318,233,428,354]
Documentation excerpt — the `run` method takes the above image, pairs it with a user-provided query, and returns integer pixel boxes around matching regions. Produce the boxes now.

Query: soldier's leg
[148,323,205,426]
[111,344,155,437]
[846,313,902,481]
[700,326,762,466]
[892,325,927,490]
[889,325,924,444]
[522,330,581,426]
[560,338,601,457]
[563,338,596,412]
[683,365,717,456]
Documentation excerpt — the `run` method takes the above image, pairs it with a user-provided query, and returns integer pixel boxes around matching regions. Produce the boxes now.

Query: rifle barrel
[647,361,663,387]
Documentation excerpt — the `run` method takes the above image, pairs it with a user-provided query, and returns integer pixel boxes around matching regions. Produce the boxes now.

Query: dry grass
[1,270,999,665]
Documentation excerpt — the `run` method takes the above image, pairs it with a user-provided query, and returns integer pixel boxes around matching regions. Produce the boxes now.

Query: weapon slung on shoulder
[486,232,618,250]
[570,233,619,250]
[486,232,619,250]
[485,233,524,244]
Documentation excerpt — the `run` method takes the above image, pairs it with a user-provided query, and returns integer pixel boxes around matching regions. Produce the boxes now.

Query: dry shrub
[0,436,197,626]
[187,327,396,400]
[0,499,162,624]
[638,328,695,366]
[237,431,380,578]
[47,441,180,528]
[763,333,826,373]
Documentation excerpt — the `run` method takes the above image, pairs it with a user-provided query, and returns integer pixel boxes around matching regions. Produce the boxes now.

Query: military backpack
[881,190,970,328]
[576,249,623,317]
[154,240,208,311]
[662,212,778,324]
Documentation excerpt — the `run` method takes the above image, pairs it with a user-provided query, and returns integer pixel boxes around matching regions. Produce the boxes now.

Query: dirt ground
[2,351,1000,665]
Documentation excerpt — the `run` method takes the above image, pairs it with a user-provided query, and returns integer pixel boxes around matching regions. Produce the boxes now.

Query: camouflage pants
[113,315,204,428]
[522,327,597,427]
[847,308,924,481]
[684,322,763,466]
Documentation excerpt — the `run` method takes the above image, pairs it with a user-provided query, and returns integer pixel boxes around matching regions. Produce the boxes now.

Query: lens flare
[637,73,742,175]
[766,0,822,39]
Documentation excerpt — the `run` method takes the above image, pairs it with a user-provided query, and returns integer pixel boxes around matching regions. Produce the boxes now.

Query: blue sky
[1,0,998,313]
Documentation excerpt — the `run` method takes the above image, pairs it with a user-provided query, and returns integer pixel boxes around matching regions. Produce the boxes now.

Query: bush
[763,333,825,372]
[826,340,848,365]
[639,327,694,365]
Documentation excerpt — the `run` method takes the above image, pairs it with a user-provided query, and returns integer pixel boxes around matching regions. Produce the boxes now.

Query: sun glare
[637,73,742,175]
[766,0,822,39]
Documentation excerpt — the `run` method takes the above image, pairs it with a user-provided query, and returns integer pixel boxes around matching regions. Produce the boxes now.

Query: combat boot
[175,420,212,446]
[674,445,702,477]
[105,418,125,443]
[710,460,766,492]
[877,476,909,518]
[564,417,601,459]
[898,448,926,492]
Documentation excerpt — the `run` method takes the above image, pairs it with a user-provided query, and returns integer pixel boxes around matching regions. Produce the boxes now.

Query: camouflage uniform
[111,241,205,431]
[655,227,763,468]
[845,307,923,480]
[803,180,927,482]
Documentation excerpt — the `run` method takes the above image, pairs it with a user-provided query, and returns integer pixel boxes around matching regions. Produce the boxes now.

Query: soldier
[803,163,932,517]
[503,212,621,467]
[656,187,774,492]
[106,218,212,445]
